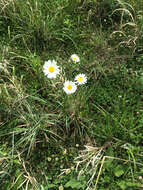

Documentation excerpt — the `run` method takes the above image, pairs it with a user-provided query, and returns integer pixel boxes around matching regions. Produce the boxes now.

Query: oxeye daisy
[70,54,80,63]
[63,81,77,94]
[75,74,87,85]
[43,60,60,79]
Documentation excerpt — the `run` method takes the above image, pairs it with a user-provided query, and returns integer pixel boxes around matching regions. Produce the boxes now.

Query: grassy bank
[0,0,143,189]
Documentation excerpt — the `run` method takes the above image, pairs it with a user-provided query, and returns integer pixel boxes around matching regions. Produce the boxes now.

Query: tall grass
[0,0,86,52]
[110,0,143,55]
[0,53,62,156]
[0,0,143,189]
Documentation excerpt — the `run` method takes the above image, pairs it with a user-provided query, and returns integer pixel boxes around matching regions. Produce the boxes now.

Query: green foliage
[114,165,124,177]
[0,0,143,189]
[64,178,86,189]
[0,0,88,52]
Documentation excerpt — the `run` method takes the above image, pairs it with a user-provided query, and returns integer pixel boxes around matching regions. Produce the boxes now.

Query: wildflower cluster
[43,54,87,94]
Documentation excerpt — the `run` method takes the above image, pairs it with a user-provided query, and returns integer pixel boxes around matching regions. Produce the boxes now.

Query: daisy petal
[43,60,60,79]
[70,54,80,63]
[63,81,77,94]
[75,74,87,85]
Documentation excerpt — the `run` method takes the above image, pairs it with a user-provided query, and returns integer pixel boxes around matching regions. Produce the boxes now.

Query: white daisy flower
[75,74,87,85]
[70,54,80,63]
[43,60,60,79]
[63,81,77,94]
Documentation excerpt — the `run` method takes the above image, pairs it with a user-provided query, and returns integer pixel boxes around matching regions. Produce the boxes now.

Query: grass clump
[0,0,143,189]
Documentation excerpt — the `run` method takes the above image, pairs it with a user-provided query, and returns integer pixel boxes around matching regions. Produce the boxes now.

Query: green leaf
[126,181,142,187]
[47,184,57,188]
[118,181,127,190]
[114,165,124,177]
[64,179,84,189]
[140,169,143,174]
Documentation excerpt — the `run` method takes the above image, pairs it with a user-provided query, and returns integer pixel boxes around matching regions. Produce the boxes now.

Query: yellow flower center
[67,84,73,90]
[78,77,83,82]
[73,57,77,61]
[49,66,55,73]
